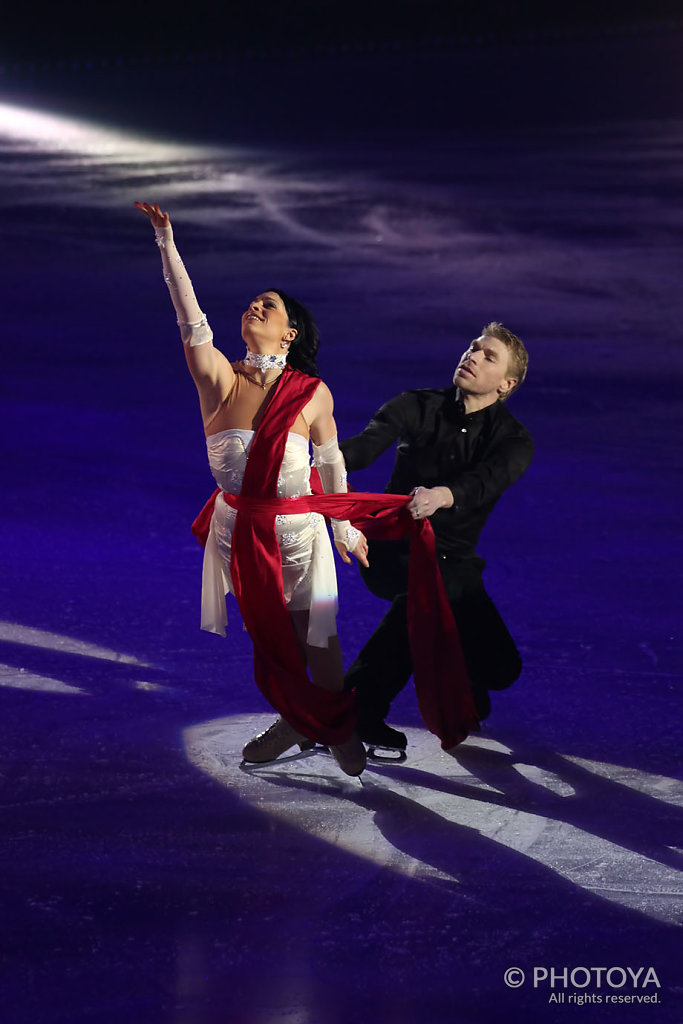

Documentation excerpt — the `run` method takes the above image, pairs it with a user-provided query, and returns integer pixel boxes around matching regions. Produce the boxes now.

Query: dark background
[4,1,682,60]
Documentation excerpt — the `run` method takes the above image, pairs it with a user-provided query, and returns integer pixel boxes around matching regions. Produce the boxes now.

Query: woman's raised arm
[134,202,234,426]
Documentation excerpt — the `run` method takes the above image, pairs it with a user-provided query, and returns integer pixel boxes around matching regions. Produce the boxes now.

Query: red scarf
[192,368,478,749]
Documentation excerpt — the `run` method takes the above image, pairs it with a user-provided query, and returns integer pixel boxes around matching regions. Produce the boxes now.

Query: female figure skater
[135,202,369,777]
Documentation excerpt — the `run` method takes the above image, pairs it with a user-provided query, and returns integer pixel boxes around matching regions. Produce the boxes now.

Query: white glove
[312,435,361,552]
[154,225,213,347]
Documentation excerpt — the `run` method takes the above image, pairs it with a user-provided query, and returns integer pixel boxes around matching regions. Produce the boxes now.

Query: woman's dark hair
[268,288,320,378]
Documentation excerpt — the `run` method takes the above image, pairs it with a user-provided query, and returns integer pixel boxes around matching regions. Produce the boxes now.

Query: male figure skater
[340,322,533,750]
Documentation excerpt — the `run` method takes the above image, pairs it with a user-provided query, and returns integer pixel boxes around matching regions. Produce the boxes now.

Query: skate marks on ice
[0,99,405,258]
[2,100,682,329]
[184,713,683,925]
[0,95,499,277]
[184,713,459,887]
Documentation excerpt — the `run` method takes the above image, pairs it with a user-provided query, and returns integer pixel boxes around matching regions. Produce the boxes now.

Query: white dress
[199,428,339,647]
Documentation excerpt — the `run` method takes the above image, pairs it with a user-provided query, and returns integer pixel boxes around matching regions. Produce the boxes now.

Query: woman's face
[241,291,296,350]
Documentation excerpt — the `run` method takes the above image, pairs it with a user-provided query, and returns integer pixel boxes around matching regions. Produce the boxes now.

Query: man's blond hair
[482,322,528,400]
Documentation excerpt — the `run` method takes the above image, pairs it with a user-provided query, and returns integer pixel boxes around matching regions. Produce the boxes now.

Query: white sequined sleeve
[312,435,361,552]
[153,224,213,347]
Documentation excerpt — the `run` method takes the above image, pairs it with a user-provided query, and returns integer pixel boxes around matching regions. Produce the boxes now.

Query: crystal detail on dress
[345,526,361,551]
[243,350,288,372]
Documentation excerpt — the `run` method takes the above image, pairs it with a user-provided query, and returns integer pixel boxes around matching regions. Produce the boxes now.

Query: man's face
[453,335,516,400]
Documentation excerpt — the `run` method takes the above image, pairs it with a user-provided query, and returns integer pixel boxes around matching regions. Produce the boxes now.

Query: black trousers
[344,539,522,722]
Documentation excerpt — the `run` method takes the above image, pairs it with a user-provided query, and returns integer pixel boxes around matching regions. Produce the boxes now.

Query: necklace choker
[242,350,288,372]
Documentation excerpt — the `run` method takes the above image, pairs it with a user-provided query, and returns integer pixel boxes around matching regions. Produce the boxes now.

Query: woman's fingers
[133,201,157,222]
[133,201,170,227]
[335,535,369,568]
[152,203,170,225]
[334,540,352,564]
[351,534,370,568]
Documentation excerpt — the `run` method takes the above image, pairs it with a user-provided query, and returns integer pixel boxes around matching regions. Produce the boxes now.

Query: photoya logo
[504,965,661,991]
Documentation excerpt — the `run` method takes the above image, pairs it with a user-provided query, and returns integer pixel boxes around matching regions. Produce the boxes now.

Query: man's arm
[409,431,533,519]
[339,394,409,471]
[447,432,533,512]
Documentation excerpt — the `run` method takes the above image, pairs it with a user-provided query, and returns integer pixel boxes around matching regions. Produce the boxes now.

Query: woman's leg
[289,610,344,692]
[243,612,364,774]
[288,609,366,776]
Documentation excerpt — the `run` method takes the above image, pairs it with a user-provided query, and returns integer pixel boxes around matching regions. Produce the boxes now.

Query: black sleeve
[339,393,411,471]
[447,431,534,512]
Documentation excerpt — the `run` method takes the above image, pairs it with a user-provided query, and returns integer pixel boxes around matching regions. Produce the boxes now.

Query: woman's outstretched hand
[335,532,370,569]
[134,201,170,228]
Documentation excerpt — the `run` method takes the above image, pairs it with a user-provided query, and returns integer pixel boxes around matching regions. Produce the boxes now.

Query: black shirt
[340,387,533,561]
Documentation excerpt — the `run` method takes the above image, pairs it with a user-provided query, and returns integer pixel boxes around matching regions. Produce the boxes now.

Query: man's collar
[449,387,501,419]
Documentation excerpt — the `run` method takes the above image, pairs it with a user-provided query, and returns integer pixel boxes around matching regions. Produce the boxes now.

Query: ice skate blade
[367,745,407,763]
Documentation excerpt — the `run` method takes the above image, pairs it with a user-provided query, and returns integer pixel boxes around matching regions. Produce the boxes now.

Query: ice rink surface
[1,26,682,1024]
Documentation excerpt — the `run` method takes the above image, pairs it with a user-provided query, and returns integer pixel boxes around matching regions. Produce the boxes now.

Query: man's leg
[344,593,412,747]
[451,582,522,720]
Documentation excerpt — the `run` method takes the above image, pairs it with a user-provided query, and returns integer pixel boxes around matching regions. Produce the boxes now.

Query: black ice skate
[358,718,408,761]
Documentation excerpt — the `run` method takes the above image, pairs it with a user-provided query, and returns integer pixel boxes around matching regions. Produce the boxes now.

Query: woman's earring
[280,341,289,349]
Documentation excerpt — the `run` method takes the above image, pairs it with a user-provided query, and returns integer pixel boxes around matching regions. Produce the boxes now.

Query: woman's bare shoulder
[310,378,333,406]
